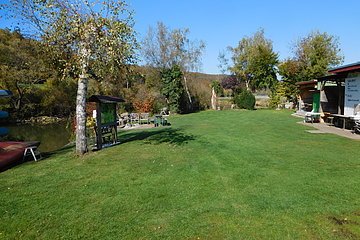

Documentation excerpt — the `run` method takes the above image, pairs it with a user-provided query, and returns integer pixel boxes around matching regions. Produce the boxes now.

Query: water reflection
[7,121,73,152]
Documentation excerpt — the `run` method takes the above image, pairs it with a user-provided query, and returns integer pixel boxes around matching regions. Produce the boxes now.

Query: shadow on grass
[118,127,196,146]
[1,143,75,172]
[38,143,75,160]
[2,127,194,171]
[37,127,195,162]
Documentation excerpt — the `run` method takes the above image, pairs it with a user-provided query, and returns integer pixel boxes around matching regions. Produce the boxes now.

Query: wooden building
[296,80,318,113]
[296,61,360,128]
[317,62,360,116]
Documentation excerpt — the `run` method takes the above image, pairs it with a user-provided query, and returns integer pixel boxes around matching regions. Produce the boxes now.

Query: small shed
[296,80,319,113]
[88,95,124,150]
[317,62,360,115]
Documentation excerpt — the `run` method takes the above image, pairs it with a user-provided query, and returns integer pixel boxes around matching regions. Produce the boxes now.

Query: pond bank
[6,121,72,152]
[25,116,66,124]
[2,115,69,125]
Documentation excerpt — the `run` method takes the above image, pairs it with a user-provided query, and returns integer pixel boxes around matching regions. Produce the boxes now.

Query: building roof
[316,73,348,82]
[328,61,360,74]
[88,95,125,103]
[296,80,317,86]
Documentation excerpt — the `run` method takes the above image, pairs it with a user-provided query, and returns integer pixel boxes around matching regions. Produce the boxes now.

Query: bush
[221,75,239,90]
[234,90,255,110]
[269,82,288,109]
[211,80,224,96]
[161,65,184,113]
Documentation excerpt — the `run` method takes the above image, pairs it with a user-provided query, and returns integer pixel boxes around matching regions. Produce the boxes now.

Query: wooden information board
[344,77,360,115]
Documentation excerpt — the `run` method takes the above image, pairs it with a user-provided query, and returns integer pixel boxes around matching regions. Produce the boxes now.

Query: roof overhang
[328,62,360,74]
[296,79,317,86]
[316,73,348,82]
[88,95,125,103]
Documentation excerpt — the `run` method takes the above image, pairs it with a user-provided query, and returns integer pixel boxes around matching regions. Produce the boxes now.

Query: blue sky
[1,0,359,74]
[128,0,360,74]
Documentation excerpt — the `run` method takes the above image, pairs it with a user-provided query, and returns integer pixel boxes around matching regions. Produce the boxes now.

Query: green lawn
[1,110,360,239]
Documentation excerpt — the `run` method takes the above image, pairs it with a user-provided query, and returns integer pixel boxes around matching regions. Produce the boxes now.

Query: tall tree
[0,29,51,113]
[5,0,137,154]
[277,58,301,102]
[225,29,279,90]
[277,31,343,103]
[160,65,184,113]
[141,22,205,111]
[293,31,344,81]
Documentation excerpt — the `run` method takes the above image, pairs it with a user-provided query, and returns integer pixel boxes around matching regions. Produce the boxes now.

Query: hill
[136,65,226,110]
[187,72,226,109]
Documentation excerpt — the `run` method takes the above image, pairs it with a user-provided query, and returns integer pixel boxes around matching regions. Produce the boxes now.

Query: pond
[6,121,73,152]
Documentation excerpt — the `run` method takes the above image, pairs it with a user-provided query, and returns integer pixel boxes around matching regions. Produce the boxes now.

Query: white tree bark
[245,80,250,91]
[183,75,192,106]
[211,87,217,110]
[75,42,91,154]
[75,69,88,154]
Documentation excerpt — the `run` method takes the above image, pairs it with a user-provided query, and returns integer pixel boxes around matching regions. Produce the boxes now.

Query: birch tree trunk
[183,75,192,109]
[211,87,217,110]
[245,79,250,91]
[75,68,88,154]
[75,43,91,154]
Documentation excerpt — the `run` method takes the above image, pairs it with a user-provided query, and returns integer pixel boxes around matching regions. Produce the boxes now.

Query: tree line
[218,29,343,108]
[1,0,344,154]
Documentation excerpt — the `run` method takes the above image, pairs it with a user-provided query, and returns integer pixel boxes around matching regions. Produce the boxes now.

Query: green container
[313,92,320,113]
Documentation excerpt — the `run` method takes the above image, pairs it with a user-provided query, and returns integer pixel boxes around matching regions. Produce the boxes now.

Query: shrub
[130,85,157,113]
[211,80,223,96]
[221,75,239,90]
[269,82,288,109]
[161,65,184,113]
[133,97,155,113]
[234,90,255,110]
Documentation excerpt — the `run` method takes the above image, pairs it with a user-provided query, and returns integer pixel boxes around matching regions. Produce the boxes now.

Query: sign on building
[344,77,360,115]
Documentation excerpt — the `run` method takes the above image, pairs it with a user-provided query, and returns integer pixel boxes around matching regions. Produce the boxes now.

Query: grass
[1,110,360,239]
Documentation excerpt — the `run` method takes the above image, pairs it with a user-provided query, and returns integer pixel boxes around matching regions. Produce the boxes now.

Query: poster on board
[344,77,360,115]
[100,103,116,125]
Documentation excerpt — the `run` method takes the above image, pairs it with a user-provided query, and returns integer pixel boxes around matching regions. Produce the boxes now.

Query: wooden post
[96,102,102,150]
[113,103,118,144]
[337,82,342,114]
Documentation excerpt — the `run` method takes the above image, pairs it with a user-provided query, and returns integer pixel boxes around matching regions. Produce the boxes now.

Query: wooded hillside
[0,28,225,119]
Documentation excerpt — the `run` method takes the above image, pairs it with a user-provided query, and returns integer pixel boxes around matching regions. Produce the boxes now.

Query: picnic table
[330,114,354,129]
[154,114,166,127]
[304,112,321,123]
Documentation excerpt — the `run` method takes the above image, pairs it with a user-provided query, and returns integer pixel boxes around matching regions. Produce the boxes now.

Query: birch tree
[141,22,205,111]
[4,0,137,154]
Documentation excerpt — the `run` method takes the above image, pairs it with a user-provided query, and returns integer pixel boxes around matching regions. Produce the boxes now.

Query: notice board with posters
[344,77,360,115]
[88,95,124,150]
[100,103,116,126]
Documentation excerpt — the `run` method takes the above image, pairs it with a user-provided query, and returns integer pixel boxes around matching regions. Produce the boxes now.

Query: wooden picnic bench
[330,114,354,129]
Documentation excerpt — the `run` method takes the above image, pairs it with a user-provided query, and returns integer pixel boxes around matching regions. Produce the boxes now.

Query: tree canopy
[160,65,184,113]
[141,21,206,112]
[293,31,344,81]
[0,29,61,117]
[5,0,138,154]
[275,31,344,104]
[142,22,205,72]
[225,29,279,90]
